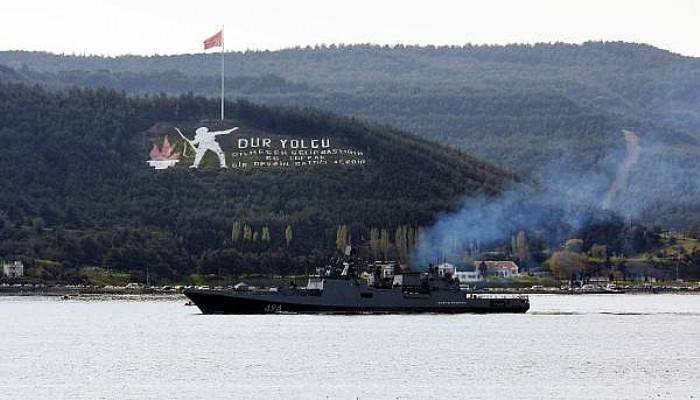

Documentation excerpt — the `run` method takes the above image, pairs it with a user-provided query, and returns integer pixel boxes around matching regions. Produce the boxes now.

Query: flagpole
[221,25,225,121]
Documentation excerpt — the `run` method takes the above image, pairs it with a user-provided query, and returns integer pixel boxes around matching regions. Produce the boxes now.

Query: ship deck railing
[465,293,529,300]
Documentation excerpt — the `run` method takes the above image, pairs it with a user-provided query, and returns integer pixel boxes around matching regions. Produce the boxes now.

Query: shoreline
[1,286,699,297]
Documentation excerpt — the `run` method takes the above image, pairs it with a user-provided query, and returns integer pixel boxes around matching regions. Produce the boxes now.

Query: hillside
[0,82,511,282]
[1,42,699,228]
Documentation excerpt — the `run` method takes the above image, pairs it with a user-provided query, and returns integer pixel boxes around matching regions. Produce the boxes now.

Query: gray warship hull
[184,280,529,314]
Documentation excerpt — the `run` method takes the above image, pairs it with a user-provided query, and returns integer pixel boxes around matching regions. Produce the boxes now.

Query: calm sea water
[1,294,699,400]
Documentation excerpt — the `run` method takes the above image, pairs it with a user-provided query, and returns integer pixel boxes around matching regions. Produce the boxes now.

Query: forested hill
[2,41,698,228]
[0,82,510,282]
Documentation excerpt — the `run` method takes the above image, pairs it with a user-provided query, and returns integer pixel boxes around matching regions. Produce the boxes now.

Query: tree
[285,225,293,246]
[513,231,529,263]
[261,226,271,242]
[231,221,242,242]
[395,225,409,262]
[243,225,253,241]
[589,244,607,259]
[369,228,380,259]
[407,226,417,252]
[564,239,584,253]
[478,261,488,278]
[379,228,390,259]
[548,251,588,281]
[31,216,45,233]
[336,224,348,252]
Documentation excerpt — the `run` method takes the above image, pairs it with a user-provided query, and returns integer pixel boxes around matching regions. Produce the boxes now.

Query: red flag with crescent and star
[204,30,223,50]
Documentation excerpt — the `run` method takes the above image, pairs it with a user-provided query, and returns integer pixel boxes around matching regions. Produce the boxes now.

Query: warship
[184,259,529,314]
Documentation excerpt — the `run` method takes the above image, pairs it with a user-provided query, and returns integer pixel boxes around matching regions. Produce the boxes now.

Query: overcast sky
[2,0,699,57]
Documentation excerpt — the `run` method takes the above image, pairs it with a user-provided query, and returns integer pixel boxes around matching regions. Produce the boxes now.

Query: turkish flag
[204,30,223,50]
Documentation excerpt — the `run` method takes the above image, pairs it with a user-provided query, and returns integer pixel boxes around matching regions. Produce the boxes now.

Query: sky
[2,0,699,57]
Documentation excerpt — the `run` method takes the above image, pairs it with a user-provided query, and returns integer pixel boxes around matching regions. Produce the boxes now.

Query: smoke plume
[411,128,700,266]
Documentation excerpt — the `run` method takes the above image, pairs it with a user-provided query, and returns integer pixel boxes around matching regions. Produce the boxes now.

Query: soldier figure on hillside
[176,126,238,168]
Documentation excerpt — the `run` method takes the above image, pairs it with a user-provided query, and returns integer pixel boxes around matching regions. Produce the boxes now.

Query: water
[1,294,699,400]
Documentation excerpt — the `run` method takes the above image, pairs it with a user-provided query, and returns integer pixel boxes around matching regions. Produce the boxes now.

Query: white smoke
[601,130,640,210]
[411,128,700,266]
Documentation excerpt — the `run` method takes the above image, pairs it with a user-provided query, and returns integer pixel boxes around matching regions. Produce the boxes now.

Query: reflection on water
[0,294,698,400]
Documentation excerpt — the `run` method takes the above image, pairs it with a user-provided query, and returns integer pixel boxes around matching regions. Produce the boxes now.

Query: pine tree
[243,224,253,241]
[336,224,348,251]
[407,226,417,252]
[379,228,390,259]
[515,231,529,265]
[232,221,242,242]
[395,225,408,262]
[285,225,293,246]
[369,227,380,259]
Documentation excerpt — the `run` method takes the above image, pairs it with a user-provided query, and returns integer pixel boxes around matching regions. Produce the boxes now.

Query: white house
[474,261,519,278]
[435,262,456,278]
[2,261,24,278]
[454,270,482,283]
[438,262,484,283]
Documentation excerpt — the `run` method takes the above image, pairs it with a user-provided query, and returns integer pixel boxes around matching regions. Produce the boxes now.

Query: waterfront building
[2,261,24,278]
[435,263,456,278]
[454,270,482,283]
[474,261,519,278]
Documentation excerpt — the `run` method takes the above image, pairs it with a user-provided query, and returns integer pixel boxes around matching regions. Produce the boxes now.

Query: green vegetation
[541,229,700,282]
[80,267,132,287]
[1,42,698,228]
[2,42,700,283]
[0,82,510,283]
